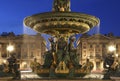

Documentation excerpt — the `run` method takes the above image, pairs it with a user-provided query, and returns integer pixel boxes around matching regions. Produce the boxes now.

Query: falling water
[23,22,53,68]
[41,34,51,50]
[22,23,37,69]
[96,21,101,34]
[88,21,100,35]
[88,21,101,48]
[23,22,36,35]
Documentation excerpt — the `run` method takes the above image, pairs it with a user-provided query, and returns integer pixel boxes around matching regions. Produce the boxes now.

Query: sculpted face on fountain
[52,0,71,12]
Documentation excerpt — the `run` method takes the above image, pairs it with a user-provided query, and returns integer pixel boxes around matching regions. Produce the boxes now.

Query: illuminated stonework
[0,33,46,69]
[24,12,99,36]
[23,0,100,77]
[77,33,120,71]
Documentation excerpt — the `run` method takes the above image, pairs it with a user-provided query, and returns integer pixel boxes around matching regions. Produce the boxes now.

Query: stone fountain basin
[24,12,99,35]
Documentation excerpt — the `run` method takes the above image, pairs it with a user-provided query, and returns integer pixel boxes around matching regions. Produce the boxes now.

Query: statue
[7,54,17,73]
[35,36,93,77]
[13,60,21,79]
[68,37,76,52]
[49,37,57,53]
[82,59,94,73]
[52,0,71,12]
[103,53,119,80]
[42,37,57,69]
[68,37,80,68]
[6,54,21,79]
[57,37,68,62]
[30,58,41,72]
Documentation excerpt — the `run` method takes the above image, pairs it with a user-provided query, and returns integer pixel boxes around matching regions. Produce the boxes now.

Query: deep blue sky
[0,0,120,36]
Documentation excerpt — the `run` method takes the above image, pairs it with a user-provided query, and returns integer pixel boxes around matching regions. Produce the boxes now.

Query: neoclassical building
[0,32,46,69]
[77,33,120,71]
[1,32,120,71]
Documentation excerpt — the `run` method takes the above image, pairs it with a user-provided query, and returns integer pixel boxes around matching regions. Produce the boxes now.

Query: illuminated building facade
[77,33,120,71]
[0,32,46,69]
[1,32,120,72]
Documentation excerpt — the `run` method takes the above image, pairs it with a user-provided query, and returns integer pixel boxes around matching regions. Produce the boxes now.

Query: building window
[83,43,86,45]
[22,52,27,59]
[1,53,7,58]
[83,46,86,49]
[84,50,86,53]
[96,54,101,59]
[16,53,21,59]
[31,44,35,48]
[102,44,106,48]
[116,44,118,49]
[90,45,93,48]
[23,44,27,48]
[96,45,99,48]
[96,62,101,69]
[17,44,21,48]
[90,55,94,59]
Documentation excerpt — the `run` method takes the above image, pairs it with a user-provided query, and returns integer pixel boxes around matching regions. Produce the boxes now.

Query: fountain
[24,0,100,78]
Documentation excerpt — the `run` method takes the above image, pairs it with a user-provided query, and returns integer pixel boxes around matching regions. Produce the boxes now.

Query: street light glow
[3,59,7,64]
[108,45,116,52]
[7,45,14,52]
[115,54,118,57]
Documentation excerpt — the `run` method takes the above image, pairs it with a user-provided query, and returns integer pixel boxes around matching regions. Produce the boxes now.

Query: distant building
[0,32,46,69]
[1,32,120,71]
[77,33,120,71]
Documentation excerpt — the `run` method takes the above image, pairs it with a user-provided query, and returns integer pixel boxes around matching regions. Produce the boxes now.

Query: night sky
[0,0,120,36]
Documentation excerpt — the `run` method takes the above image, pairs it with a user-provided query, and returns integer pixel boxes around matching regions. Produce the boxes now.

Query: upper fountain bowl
[24,12,99,36]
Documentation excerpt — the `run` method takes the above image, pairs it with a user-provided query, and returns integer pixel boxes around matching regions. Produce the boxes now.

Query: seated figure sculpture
[30,58,41,72]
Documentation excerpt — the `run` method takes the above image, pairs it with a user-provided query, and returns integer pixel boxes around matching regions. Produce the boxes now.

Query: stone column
[93,61,96,71]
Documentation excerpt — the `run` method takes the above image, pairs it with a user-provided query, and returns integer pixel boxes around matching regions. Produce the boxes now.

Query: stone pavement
[0,77,112,81]
[0,79,111,81]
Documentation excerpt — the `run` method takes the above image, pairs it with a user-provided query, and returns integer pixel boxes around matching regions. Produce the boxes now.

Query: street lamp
[103,45,118,79]
[6,44,14,57]
[108,45,116,52]
[115,54,118,58]
[3,59,7,64]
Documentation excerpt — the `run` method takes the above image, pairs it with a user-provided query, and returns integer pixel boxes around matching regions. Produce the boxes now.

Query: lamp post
[103,45,117,79]
[108,45,116,60]
[106,45,117,70]
[108,45,118,61]
[108,45,116,53]
[6,44,14,57]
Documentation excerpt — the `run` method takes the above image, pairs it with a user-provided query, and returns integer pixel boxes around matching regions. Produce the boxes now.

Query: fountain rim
[24,11,100,36]
[24,11,100,25]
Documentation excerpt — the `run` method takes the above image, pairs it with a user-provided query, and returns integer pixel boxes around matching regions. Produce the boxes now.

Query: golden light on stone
[24,12,99,36]
[115,54,118,57]
[55,61,69,73]
[3,59,7,64]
